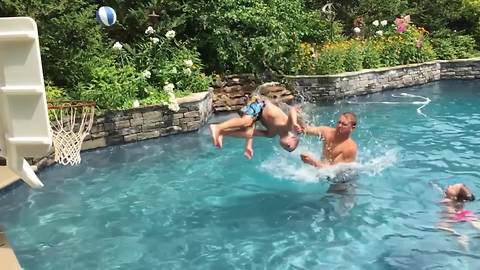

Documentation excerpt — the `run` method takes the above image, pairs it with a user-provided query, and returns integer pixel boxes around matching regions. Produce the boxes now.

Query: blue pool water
[1,80,480,269]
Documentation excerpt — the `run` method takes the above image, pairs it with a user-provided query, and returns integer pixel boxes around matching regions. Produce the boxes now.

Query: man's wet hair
[341,112,357,127]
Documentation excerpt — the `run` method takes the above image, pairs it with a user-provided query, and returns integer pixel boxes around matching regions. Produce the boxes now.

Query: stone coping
[176,91,211,104]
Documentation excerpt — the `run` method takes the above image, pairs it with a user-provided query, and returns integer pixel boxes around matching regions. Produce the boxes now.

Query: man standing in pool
[299,112,358,168]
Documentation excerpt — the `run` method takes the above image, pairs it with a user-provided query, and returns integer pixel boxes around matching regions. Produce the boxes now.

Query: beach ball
[96,6,117,26]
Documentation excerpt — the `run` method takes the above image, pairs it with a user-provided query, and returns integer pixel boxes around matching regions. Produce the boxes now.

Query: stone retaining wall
[439,58,480,80]
[35,91,213,169]
[212,74,294,112]
[285,58,480,101]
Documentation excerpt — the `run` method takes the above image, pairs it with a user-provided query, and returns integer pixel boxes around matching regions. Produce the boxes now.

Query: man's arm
[301,124,329,138]
[300,153,329,168]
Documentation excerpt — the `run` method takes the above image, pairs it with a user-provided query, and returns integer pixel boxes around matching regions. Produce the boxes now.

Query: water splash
[260,148,398,183]
[347,92,431,117]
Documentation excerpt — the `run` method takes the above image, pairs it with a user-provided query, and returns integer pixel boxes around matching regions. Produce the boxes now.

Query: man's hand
[293,122,303,133]
[300,153,319,167]
[244,146,254,160]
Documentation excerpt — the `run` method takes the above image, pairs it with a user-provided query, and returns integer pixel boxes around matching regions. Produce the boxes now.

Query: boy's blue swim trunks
[239,98,266,121]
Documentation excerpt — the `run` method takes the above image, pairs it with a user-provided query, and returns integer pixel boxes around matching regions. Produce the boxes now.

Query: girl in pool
[433,182,480,250]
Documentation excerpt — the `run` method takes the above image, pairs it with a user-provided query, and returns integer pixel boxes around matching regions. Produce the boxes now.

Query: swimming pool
[1,80,479,269]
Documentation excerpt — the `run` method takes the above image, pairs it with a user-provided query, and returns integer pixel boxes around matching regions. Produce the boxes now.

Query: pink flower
[395,15,410,33]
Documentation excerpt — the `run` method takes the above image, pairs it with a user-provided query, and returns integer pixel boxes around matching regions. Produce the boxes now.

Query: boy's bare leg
[210,116,254,148]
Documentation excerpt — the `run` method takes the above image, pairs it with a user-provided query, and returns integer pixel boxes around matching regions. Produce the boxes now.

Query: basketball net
[48,101,95,166]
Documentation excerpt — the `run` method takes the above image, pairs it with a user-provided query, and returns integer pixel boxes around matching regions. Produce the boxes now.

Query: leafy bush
[432,34,477,59]
[113,27,212,106]
[45,81,69,101]
[183,0,341,74]
[315,45,347,74]
[293,20,437,75]
[362,42,383,69]
[344,42,364,71]
[0,1,110,93]
[77,58,150,110]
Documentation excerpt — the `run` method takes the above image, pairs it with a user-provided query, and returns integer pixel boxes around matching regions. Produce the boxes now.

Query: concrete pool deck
[0,166,21,190]
[0,166,23,270]
[0,227,21,270]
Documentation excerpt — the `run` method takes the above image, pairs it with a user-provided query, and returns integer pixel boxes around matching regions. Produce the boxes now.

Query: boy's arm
[287,106,302,133]
[244,137,254,159]
[253,129,274,137]
[244,126,255,159]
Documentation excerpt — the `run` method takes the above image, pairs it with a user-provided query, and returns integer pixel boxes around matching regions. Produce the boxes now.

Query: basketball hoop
[47,100,96,166]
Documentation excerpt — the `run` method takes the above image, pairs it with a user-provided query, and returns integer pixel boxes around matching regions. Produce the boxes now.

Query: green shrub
[184,0,340,74]
[0,1,110,93]
[315,46,346,74]
[432,34,477,59]
[344,42,364,71]
[362,42,383,69]
[45,81,69,101]
[77,58,150,110]
[112,26,212,106]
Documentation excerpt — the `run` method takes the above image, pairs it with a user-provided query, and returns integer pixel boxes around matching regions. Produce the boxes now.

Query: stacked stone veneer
[212,74,294,112]
[84,91,212,149]
[285,58,480,101]
[34,91,213,169]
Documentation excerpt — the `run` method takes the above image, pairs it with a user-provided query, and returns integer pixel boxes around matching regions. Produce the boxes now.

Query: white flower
[184,59,193,67]
[168,102,180,112]
[353,27,361,33]
[171,67,177,74]
[372,20,379,27]
[112,41,123,50]
[150,37,159,44]
[168,91,176,100]
[183,68,192,75]
[381,20,388,26]
[132,100,140,108]
[375,30,383,36]
[165,30,176,39]
[163,83,175,92]
[145,26,155,35]
[142,70,151,79]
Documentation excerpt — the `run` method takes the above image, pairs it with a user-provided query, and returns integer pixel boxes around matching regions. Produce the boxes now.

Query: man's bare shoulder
[346,138,357,149]
[345,138,358,155]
